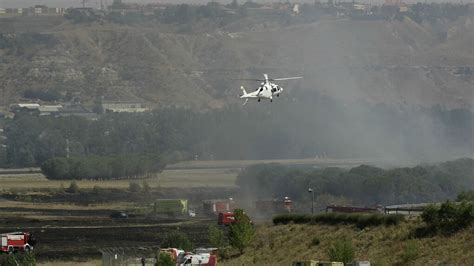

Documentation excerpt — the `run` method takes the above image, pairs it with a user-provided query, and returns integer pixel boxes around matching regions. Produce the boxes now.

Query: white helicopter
[239,74,302,105]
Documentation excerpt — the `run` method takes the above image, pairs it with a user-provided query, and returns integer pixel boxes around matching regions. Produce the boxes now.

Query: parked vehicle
[217,212,235,226]
[110,211,128,219]
[255,196,293,214]
[203,198,235,215]
[1,232,35,253]
[152,199,188,217]
[178,254,217,266]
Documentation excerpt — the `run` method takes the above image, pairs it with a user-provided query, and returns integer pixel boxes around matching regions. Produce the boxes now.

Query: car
[110,211,128,219]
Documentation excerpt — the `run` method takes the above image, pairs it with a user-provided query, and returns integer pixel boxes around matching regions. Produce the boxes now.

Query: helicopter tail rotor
[240,86,247,96]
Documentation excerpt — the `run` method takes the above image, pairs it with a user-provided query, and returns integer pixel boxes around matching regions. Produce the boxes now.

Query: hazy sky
[1,0,472,8]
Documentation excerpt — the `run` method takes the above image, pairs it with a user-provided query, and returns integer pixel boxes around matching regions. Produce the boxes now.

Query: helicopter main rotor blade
[232,78,265,81]
[271,76,303,81]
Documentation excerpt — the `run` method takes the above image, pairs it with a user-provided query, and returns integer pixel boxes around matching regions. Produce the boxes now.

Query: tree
[327,239,355,263]
[230,0,239,9]
[228,209,254,254]
[160,231,193,251]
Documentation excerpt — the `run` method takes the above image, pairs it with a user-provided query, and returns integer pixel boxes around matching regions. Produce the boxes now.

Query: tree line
[1,91,473,169]
[41,154,165,180]
[236,158,474,206]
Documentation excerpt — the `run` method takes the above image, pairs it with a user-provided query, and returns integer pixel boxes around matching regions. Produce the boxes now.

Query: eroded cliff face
[0,15,473,109]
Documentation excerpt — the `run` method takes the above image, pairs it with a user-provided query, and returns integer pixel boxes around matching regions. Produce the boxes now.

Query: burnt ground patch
[1,187,237,205]
[1,219,211,261]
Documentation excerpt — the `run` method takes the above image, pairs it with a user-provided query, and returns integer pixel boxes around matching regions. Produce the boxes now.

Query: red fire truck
[217,212,235,226]
[1,232,35,253]
[203,198,236,216]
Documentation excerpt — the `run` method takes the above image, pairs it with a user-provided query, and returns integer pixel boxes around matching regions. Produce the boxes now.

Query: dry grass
[168,158,373,169]
[220,221,474,265]
[37,259,101,266]
[0,199,137,210]
[0,168,237,191]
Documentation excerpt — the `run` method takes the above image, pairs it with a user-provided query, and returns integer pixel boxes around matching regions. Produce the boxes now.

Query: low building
[101,100,148,113]
[10,103,41,114]
[353,3,370,12]
[38,105,62,116]
[326,205,382,213]
[57,104,98,120]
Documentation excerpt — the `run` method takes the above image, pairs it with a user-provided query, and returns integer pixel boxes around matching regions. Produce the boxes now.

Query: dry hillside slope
[0,16,473,109]
[221,221,474,265]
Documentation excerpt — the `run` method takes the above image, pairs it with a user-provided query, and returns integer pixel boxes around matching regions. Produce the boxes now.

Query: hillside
[0,14,473,109]
[221,221,474,265]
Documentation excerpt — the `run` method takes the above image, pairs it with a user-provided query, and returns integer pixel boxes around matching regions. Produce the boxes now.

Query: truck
[152,199,188,217]
[1,232,35,253]
[217,212,235,226]
[203,198,235,216]
[255,196,293,214]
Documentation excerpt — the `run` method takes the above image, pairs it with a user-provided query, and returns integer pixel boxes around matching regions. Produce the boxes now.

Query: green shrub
[208,225,226,248]
[161,231,193,251]
[66,181,80,193]
[400,240,418,264]
[327,239,355,263]
[155,252,174,266]
[92,185,103,194]
[0,253,36,266]
[310,237,320,246]
[129,182,141,193]
[421,201,474,235]
[457,190,474,202]
[142,181,151,193]
[229,209,255,254]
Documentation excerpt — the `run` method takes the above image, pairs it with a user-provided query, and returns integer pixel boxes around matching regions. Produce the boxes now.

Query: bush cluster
[160,231,194,251]
[0,253,36,266]
[421,201,474,235]
[41,154,165,180]
[327,239,355,263]
[273,213,404,228]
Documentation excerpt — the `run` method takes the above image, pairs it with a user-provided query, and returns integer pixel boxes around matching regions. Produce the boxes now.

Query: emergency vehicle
[178,254,217,266]
[1,232,35,253]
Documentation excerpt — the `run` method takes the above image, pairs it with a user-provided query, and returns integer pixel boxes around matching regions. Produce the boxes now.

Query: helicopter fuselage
[238,73,301,105]
[240,82,282,101]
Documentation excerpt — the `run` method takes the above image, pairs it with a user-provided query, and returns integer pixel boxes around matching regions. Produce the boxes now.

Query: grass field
[220,221,474,265]
[0,168,238,191]
[0,158,375,191]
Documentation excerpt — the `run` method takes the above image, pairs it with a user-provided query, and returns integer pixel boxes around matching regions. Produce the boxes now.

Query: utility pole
[79,0,90,8]
[66,138,70,158]
[308,188,315,214]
